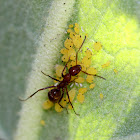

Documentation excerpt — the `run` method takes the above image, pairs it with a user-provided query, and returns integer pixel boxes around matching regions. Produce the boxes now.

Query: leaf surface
[0,0,140,140]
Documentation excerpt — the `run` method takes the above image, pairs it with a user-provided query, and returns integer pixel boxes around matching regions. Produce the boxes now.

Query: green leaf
[0,0,139,140]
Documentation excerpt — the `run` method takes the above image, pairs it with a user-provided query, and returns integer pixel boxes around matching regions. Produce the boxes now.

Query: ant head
[69,65,82,76]
[48,88,61,103]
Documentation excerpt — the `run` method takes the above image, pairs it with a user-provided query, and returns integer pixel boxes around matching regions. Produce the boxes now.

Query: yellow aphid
[60,98,67,107]
[69,60,76,67]
[114,69,118,74]
[60,48,68,54]
[73,34,83,48]
[89,83,95,89]
[86,67,97,75]
[70,76,76,82]
[102,61,110,68]
[68,24,73,28]
[93,42,102,51]
[55,103,63,112]
[67,29,73,33]
[64,38,73,49]
[75,77,85,83]
[53,76,62,83]
[79,88,87,94]
[86,75,94,83]
[67,60,80,69]
[56,65,66,77]
[70,32,76,39]
[67,62,72,69]
[66,88,76,102]
[100,93,104,100]
[81,64,87,71]
[40,120,45,126]
[62,53,69,62]
[42,99,54,110]
[85,33,88,38]
[68,104,72,109]
[75,23,79,27]
[67,48,76,60]
[85,49,92,58]
[77,93,85,103]
[81,57,91,68]
[70,60,80,67]
[74,26,79,34]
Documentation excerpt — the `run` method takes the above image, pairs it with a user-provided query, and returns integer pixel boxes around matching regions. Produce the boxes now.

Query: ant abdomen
[48,89,61,103]
[69,65,82,76]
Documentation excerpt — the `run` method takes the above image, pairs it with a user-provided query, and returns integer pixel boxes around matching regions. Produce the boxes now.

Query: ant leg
[41,71,61,82]
[65,87,79,116]
[81,70,106,80]
[76,36,87,65]
[61,57,70,77]
[58,88,68,114]
[19,85,56,101]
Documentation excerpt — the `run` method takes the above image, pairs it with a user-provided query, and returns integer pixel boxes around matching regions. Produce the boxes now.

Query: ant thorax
[62,73,71,82]
[69,65,82,76]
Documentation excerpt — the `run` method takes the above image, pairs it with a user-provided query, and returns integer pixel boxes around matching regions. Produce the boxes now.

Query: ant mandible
[19,35,105,115]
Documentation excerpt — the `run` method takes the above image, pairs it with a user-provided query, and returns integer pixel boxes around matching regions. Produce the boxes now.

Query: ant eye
[74,73,77,75]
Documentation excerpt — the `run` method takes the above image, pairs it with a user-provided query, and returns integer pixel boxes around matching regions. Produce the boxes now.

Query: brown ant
[19,35,105,115]
[19,68,78,115]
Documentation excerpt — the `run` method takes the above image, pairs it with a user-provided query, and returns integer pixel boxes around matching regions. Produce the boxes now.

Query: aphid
[102,61,110,68]
[42,99,54,110]
[79,88,87,94]
[77,93,84,103]
[114,69,118,74]
[86,75,94,83]
[89,83,95,89]
[40,120,45,126]
[68,24,73,28]
[75,77,85,83]
[99,93,104,100]
[93,42,102,51]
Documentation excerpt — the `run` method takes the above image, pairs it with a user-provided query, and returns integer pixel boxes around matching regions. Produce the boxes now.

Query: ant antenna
[81,70,106,80]
[19,85,56,101]
[76,36,87,65]
[94,75,106,80]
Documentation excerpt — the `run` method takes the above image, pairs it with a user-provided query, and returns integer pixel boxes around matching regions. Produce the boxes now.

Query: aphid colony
[42,23,105,114]
[20,23,107,115]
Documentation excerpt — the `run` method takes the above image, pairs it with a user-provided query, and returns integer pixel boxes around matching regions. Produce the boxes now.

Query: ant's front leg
[41,71,61,82]
[61,57,70,77]
[19,85,56,101]
[58,88,68,114]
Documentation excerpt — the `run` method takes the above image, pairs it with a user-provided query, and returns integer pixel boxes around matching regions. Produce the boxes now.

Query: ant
[19,35,105,115]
